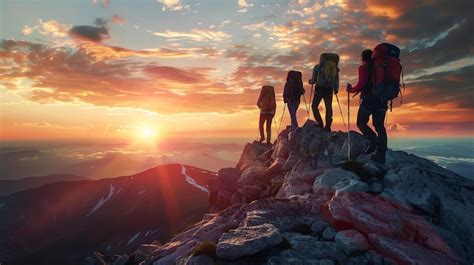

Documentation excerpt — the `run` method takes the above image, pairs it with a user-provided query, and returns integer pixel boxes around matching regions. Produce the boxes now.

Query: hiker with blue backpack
[347,44,403,164]
[309,53,340,131]
[283,70,305,129]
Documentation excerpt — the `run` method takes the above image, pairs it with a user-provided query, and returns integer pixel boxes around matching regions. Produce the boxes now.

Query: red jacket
[349,63,371,96]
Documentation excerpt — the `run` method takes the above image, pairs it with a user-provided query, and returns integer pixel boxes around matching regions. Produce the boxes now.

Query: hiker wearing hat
[347,44,403,164]
[257,85,276,144]
[309,53,340,131]
[283,71,305,129]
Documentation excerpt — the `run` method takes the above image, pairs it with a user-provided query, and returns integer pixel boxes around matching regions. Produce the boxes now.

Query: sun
[142,127,155,138]
[134,125,159,143]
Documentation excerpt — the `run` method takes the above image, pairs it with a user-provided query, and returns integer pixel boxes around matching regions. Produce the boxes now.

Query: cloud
[69,25,110,43]
[157,0,189,11]
[111,15,126,25]
[153,29,231,42]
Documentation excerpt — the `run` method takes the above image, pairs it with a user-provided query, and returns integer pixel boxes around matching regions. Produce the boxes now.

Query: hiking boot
[371,151,386,164]
[258,137,264,143]
[365,141,378,154]
[323,126,331,132]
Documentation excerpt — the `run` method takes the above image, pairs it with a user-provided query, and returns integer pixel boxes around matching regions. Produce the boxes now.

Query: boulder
[333,178,369,197]
[282,153,300,171]
[272,138,290,160]
[216,224,283,259]
[312,168,359,195]
[321,226,336,240]
[368,234,459,265]
[283,233,344,261]
[184,255,213,265]
[341,131,366,160]
[238,185,262,199]
[276,179,313,198]
[237,142,272,170]
[237,166,268,188]
[266,157,286,175]
[334,229,369,255]
[311,220,329,234]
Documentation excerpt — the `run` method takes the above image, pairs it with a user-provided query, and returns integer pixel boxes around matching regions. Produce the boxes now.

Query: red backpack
[372,43,404,110]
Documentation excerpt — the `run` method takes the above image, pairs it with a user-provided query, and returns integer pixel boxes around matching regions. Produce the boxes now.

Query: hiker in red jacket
[257,86,276,144]
[347,49,388,163]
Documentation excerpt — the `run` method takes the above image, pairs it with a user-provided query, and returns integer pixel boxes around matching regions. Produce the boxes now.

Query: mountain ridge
[120,120,474,265]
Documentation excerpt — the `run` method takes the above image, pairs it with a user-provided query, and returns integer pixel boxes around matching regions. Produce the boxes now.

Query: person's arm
[309,65,319,84]
[256,92,262,108]
[348,65,367,93]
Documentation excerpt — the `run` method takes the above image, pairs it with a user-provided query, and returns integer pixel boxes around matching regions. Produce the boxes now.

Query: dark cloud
[69,25,110,42]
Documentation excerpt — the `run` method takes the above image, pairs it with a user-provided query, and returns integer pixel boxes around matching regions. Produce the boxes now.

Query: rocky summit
[95,120,474,265]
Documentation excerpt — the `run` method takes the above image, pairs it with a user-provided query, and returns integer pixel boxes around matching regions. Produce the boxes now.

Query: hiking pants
[287,100,300,129]
[312,93,333,128]
[259,113,274,142]
[356,98,388,152]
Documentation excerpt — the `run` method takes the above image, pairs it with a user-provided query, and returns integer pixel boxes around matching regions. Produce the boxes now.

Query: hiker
[309,53,340,131]
[257,85,276,144]
[283,70,305,129]
[347,45,400,163]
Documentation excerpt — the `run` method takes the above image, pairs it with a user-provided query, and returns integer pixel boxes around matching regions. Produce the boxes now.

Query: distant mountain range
[0,164,215,265]
[0,174,85,196]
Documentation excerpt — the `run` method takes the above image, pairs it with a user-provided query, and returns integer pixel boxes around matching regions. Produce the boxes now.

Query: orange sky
[1,0,473,141]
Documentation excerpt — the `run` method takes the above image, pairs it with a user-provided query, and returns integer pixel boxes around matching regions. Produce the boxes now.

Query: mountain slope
[128,121,473,265]
[0,164,215,265]
[0,174,85,196]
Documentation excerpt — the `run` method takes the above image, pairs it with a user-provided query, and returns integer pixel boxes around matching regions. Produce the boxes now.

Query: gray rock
[334,229,369,255]
[267,256,304,265]
[321,227,336,240]
[367,250,384,265]
[266,158,286,175]
[216,224,283,259]
[345,255,371,265]
[184,255,213,265]
[282,153,300,171]
[236,166,267,188]
[277,178,313,198]
[272,138,290,160]
[312,168,359,195]
[283,233,344,261]
[341,131,366,160]
[368,182,384,193]
[333,178,369,197]
[363,162,383,178]
[112,255,129,265]
[238,185,262,199]
[311,220,329,234]
[307,259,334,265]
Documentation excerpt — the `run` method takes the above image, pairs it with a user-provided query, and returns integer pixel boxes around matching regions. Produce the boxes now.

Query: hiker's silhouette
[257,86,276,144]
[309,53,340,131]
[283,71,305,129]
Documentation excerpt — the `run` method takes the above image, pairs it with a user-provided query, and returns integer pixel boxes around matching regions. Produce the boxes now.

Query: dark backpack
[372,43,404,106]
[286,70,304,100]
[316,53,339,93]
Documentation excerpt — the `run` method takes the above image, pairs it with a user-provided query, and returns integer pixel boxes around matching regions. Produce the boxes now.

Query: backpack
[372,43,404,107]
[259,86,276,112]
[316,53,339,93]
[286,70,304,100]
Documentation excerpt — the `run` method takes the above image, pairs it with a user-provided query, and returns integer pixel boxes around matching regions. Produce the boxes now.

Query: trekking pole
[302,94,310,118]
[347,91,351,160]
[335,94,346,131]
[310,84,314,107]
[277,103,286,133]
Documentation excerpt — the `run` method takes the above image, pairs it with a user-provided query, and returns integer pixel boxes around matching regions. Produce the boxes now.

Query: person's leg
[266,114,273,143]
[311,94,324,127]
[288,101,299,128]
[356,105,377,146]
[323,94,333,130]
[258,113,265,142]
[372,107,388,151]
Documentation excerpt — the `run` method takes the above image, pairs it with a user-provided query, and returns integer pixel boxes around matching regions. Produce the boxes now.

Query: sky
[1,0,473,142]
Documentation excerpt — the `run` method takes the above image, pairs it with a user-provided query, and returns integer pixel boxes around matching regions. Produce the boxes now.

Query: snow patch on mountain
[181,165,208,193]
[87,183,116,216]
